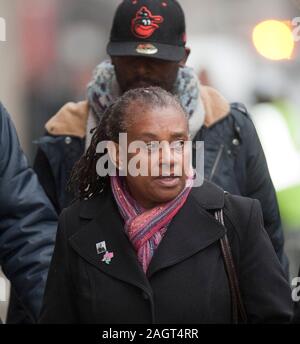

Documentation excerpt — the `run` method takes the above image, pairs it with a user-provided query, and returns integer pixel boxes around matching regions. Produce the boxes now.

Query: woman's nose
[159,142,175,169]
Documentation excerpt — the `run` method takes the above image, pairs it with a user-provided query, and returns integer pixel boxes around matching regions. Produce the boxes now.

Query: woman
[39,87,292,324]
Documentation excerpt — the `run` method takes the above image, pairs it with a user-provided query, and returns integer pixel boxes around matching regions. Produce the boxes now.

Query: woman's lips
[153,176,181,188]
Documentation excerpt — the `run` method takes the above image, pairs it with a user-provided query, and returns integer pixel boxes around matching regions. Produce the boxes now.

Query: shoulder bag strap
[215,208,248,324]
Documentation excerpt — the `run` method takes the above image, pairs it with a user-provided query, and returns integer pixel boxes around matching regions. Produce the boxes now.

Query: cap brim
[107,41,185,62]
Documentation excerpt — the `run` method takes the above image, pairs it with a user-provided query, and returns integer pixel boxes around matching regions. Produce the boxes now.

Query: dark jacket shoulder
[191,180,261,242]
[59,187,112,238]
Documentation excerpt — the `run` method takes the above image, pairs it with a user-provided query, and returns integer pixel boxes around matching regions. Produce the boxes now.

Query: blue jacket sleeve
[0,103,58,321]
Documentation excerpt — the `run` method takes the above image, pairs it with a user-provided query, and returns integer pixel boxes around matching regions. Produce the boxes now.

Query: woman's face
[122,103,190,209]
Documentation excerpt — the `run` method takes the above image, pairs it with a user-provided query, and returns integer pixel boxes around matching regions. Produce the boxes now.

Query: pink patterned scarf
[110,175,193,274]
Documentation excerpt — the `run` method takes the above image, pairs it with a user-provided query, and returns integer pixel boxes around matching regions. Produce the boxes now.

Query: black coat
[39,181,292,324]
[33,104,289,277]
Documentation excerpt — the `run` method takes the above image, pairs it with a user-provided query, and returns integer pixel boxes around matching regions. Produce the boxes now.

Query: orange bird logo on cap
[131,6,164,38]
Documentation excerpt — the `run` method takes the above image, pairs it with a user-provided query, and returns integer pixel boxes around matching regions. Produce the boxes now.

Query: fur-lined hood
[45,85,230,138]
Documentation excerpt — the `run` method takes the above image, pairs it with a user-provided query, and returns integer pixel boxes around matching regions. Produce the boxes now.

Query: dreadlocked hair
[68,86,187,200]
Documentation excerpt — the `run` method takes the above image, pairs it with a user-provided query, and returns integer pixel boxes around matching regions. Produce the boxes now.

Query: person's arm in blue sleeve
[0,103,58,321]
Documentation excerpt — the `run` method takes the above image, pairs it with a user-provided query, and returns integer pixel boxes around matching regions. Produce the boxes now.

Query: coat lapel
[69,189,153,295]
[147,183,226,278]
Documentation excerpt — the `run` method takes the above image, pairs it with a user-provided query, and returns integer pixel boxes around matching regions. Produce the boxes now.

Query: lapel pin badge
[96,241,114,264]
[96,241,107,255]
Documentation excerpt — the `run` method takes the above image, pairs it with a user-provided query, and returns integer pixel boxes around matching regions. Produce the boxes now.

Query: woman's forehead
[126,103,188,136]
[127,107,188,139]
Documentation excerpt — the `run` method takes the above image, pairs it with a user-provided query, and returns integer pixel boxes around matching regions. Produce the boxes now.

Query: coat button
[65,136,72,145]
[232,138,240,146]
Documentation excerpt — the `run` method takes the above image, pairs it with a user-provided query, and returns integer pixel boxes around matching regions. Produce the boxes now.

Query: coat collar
[69,180,225,295]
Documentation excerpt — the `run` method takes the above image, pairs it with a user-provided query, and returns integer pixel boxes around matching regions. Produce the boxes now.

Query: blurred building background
[0,0,300,321]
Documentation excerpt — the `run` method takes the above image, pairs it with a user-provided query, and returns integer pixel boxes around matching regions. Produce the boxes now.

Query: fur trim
[201,86,230,127]
[45,101,89,138]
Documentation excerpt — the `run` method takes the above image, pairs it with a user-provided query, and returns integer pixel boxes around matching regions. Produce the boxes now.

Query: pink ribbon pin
[102,251,114,264]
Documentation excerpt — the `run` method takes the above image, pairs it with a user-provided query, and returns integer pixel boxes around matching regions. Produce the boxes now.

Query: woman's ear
[107,141,124,171]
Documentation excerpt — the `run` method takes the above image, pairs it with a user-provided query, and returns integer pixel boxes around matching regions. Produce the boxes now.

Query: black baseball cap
[107,0,186,62]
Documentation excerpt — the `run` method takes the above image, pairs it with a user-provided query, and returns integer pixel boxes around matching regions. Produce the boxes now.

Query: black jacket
[39,181,292,324]
[0,103,57,321]
[34,103,289,276]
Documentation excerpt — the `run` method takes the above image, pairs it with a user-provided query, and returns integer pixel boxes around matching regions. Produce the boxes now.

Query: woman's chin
[150,183,185,204]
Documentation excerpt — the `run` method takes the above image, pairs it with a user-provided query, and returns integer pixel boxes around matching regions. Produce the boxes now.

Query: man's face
[111,56,181,94]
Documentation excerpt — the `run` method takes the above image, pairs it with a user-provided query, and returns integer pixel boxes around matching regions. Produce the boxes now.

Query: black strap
[215,209,248,324]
